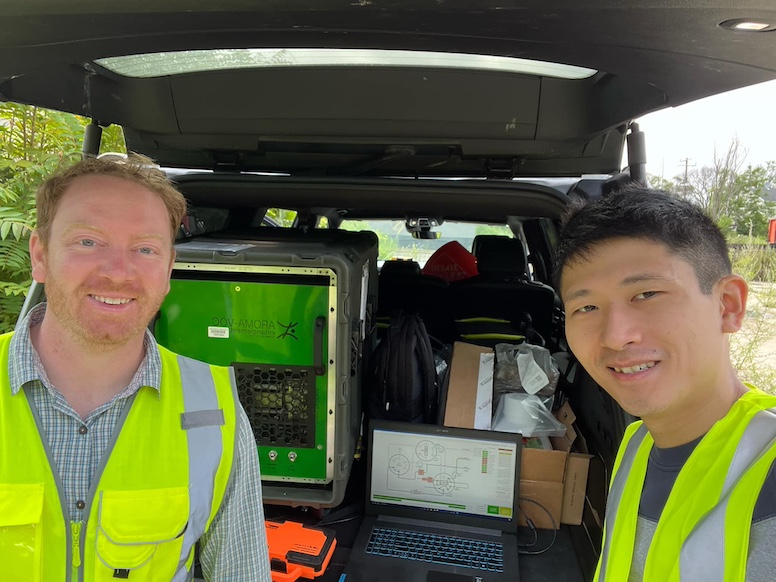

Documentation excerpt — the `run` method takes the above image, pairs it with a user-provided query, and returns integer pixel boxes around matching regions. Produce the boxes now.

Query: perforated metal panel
[234,363,316,448]
[159,230,378,506]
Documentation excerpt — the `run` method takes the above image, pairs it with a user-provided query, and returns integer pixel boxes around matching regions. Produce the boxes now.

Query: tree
[646,174,677,194]
[681,138,746,222]
[0,103,126,332]
[727,165,775,239]
[652,138,776,239]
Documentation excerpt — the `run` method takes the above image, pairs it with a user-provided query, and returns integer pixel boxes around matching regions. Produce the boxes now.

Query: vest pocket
[0,483,45,582]
[94,487,189,582]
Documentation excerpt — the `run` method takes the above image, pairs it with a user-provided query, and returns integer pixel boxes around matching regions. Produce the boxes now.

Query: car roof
[1,0,775,178]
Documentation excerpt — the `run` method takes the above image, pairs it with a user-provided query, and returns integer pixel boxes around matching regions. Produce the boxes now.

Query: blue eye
[138,247,155,255]
[79,239,95,247]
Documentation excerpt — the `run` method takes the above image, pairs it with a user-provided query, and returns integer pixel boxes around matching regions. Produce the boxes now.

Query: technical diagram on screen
[370,428,517,520]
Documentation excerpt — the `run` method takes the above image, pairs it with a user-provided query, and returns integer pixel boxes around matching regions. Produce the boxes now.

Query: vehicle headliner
[1,0,775,177]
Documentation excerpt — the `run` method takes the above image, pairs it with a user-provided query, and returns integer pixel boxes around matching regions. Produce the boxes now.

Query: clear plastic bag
[493,343,559,409]
[491,392,567,437]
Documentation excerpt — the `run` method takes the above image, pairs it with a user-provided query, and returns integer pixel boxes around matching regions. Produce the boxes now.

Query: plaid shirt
[8,303,270,581]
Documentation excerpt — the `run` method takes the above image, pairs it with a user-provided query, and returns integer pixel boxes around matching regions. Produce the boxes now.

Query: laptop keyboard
[365,526,504,572]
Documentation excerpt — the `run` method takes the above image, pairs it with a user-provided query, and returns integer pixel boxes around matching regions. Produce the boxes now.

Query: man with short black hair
[555,187,776,581]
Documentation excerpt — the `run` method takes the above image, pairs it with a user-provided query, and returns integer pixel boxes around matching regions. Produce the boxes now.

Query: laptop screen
[366,421,522,533]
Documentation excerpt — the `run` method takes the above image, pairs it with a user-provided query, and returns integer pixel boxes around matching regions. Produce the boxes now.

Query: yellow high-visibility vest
[0,332,238,581]
[595,387,776,582]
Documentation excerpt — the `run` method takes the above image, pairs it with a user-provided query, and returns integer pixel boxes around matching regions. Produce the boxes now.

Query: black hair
[553,186,731,294]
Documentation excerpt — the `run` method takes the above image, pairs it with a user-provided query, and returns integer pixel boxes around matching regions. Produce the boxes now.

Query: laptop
[342,420,522,582]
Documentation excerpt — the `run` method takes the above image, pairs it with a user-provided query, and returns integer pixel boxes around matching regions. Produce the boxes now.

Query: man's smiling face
[30,174,175,349]
[561,237,732,424]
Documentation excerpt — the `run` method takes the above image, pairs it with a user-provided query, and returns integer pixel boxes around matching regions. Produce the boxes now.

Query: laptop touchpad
[427,571,473,582]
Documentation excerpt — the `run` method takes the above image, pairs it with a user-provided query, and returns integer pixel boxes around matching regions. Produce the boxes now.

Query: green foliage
[99,125,128,156]
[729,248,776,393]
[726,165,775,239]
[474,224,511,236]
[727,233,767,246]
[342,219,403,261]
[646,174,677,194]
[374,232,402,261]
[731,281,776,394]
[0,102,127,332]
[730,246,776,284]
[265,208,297,227]
[651,140,776,239]
[717,216,737,236]
[0,282,29,334]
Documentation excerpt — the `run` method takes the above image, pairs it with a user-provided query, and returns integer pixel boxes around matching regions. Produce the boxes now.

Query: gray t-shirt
[628,438,776,581]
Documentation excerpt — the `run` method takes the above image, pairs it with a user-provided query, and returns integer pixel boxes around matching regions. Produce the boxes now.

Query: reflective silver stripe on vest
[597,424,649,582]
[174,356,225,581]
[679,407,776,582]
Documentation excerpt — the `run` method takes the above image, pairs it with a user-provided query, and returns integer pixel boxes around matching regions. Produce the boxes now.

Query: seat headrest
[474,237,527,277]
[472,234,505,259]
[380,259,422,277]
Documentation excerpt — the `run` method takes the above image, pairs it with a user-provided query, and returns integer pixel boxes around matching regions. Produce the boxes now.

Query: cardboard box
[518,447,566,529]
[562,454,592,526]
[519,400,592,529]
[443,342,494,430]
[442,342,591,530]
[555,401,592,527]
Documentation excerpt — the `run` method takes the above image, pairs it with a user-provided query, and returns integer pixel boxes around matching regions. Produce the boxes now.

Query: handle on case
[313,316,326,375]
[270,564,304,582]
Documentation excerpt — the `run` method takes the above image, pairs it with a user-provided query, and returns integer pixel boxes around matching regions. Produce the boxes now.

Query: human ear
[717,275,748,333]
[29,231,48,283]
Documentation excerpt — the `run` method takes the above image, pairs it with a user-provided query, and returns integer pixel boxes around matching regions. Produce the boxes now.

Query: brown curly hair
[35,153,187,245]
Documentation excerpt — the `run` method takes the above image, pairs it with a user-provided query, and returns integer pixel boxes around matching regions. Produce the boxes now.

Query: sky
[635,78,776,181]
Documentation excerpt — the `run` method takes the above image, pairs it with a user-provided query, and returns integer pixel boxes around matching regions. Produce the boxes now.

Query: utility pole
[679,157,695,199]
[680,157,693,184]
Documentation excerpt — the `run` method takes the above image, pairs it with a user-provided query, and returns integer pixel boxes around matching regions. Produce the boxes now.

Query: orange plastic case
[266,519,337,582]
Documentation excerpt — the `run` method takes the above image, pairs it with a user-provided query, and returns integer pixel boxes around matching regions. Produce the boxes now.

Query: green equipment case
[154,229,378,508]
